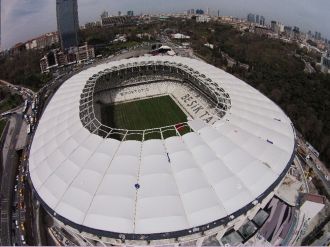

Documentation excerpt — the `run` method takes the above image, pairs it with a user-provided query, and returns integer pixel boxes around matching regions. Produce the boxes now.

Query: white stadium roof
[29,56,295,237]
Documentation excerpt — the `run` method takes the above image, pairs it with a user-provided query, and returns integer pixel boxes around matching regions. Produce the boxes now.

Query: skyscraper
[255,15,260,24]
[188,9,195,15]
[293,26,300,33]
[56,0,79,51]
[271,21,277,31]
[247,13,255,23]
[260,16,265,26]
[315,31,322,40]
[127,10,134,17]
[196,9,204,15]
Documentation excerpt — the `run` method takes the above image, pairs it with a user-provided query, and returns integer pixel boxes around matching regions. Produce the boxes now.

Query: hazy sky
[1,0,330,49]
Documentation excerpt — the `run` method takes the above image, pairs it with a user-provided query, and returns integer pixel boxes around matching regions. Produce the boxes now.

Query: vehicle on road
[26,124,31,135]
[22,100,28,114]
[23,114,29,123]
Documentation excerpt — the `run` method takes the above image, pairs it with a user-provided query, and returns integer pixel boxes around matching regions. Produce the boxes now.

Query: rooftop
[303,193,326,205]
[28,56,295,239]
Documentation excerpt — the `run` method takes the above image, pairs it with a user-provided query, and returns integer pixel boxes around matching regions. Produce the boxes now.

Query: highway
[0,79,35,120]
[0,113,24,245]
[0,78,37,245]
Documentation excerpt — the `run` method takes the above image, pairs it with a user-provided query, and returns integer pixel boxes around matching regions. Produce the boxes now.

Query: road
[0,79,35,120]
[159,35,196,58]
[302,155,330,195]
[0,114,24,245]
[296,138,330,196]
[0,78,37,245]
[0,80,35,99]
[1,115,18,169]
[294,156,310,192]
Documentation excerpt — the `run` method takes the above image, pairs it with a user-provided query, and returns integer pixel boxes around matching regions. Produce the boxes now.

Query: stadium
[28,56,296,245]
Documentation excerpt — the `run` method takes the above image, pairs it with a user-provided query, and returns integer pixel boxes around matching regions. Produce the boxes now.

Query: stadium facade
[28,56,296,245]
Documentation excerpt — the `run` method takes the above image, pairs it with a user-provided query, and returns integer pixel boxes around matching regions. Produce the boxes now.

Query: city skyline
[1,0,330,49]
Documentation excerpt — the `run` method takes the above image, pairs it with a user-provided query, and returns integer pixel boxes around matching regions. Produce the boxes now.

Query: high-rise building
[308,30,312,38]
[196,9,204,15]
[247,13,255,23]
[127,10,134,17]
[259,16,265,26]
[187,9,195,15]
[278,23,285,33]
[255,15,260,24]
[293,26,300,33]
[284,26,292,34]
[270,21,284,34]
[315,31,322,40]
[56,0,79,51]
[270,21,277,31]
[247,13,265,26]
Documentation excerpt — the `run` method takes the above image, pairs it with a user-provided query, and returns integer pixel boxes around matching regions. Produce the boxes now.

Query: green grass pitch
[100,95,188,131]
